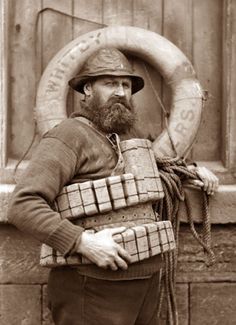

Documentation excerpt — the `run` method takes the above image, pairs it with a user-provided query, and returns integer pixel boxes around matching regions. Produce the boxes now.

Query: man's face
[88,76,132,105]
[84,76,136,134]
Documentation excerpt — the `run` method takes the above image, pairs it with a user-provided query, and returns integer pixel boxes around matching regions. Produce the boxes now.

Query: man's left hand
[190,166,219,195]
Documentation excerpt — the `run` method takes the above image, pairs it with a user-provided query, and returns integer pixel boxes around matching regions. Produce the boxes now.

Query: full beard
[84,94,137,134]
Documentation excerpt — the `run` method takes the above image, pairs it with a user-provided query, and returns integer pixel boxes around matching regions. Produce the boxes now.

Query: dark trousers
[47,267,161,325]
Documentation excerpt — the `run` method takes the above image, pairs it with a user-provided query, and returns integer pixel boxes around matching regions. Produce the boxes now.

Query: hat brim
[69,72,144,95]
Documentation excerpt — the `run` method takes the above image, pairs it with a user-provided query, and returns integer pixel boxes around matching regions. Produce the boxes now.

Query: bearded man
[8,48,218,325]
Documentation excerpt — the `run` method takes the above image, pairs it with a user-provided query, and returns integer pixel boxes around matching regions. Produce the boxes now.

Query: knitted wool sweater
[8,117,162,280]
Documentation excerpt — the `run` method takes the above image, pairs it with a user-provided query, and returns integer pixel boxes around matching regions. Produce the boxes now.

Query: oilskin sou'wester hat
[68,47,144,94]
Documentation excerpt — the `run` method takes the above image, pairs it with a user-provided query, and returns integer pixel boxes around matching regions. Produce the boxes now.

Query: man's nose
[114,84,125,97]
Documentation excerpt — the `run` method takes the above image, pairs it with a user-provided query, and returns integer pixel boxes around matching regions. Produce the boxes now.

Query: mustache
[106,96,133,111]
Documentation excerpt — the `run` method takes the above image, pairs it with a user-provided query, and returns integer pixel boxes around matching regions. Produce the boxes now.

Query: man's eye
[123,83,131,89]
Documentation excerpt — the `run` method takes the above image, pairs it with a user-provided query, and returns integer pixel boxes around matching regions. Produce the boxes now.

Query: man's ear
[83,82,93,96]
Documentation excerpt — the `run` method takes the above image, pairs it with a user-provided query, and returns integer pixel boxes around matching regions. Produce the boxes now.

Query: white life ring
[35,26,204,158]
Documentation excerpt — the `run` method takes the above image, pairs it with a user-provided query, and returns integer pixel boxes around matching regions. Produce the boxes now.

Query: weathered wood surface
[4,0,229,165]
[162,0,193,135]
[9,0,41,159]
[222,0,236,170]
[72,0,104,115]
[0,0,8,168]
[1,0,235,182]
[192,0,222,161]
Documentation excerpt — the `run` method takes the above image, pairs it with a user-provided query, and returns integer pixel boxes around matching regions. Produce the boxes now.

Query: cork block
[93,178,112,213]
[150,245,162,256]
[107,176,126,210]
[122,228,135,241]
[67,186,84,217]
[159,229,168,244]
[79,181,98,215]
[60,209,72,219]
[145,177,160,201]
[124,239,138,256]
[135,176,149,202]
[130,254,139,263]
[148,230,160,247]
[55,192,69,212]
[56,250,66,265]
[137,235,149,253]
[122,173,139,206]
[138,250,150,261]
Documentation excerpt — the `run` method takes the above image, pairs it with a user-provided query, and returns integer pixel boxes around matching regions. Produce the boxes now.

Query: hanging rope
[142,63,178,157]
[155,157,216,325]
[142,62,216,323]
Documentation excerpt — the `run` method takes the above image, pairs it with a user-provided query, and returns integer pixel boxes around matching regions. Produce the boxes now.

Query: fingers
[212,172,219,193]
[109,227,126,235]
[108,246,131,271]
[196,167,219,195]
[117,245,132,264]
[113,255,128,271]
[93,229,131,271]
[187,179,204,187]
[109,261,118,271]
[99,247,130,271]
[105,244,131,271]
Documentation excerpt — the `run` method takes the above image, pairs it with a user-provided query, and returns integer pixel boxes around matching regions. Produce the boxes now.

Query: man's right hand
[75,227,132,271]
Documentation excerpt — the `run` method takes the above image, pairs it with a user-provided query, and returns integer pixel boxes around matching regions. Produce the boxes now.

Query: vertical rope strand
[156,157,216,324]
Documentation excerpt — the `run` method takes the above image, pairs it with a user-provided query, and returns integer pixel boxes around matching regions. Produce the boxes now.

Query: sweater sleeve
[7,135,84,256]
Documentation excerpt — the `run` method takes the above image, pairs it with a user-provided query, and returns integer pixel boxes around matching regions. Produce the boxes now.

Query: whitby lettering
[46,32,101,94]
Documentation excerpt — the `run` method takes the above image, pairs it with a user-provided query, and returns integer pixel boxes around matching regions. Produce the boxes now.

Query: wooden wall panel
[6,0,230,167]
[9,0,41,159]
[71,0,104,115]
[192,0,223,161]
[228,1,236,170]
[0,0,9,168]
[41,1,73,69]
[163,0,193,143]
[163,0,193,59]
[133,0,162,33]
[222,0,236,170]
[103,0,133,26]
[73,0,103,39]
[132,0,163,140]
[41,1,73,121]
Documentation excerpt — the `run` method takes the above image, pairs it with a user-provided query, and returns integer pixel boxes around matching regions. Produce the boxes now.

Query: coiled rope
[155,157,216,325]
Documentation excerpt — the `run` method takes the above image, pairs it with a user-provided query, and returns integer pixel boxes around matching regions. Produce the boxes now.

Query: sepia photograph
[0,0,235,324]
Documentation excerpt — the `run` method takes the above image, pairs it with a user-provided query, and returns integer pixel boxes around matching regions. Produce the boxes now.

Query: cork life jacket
[40,118,176,267]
